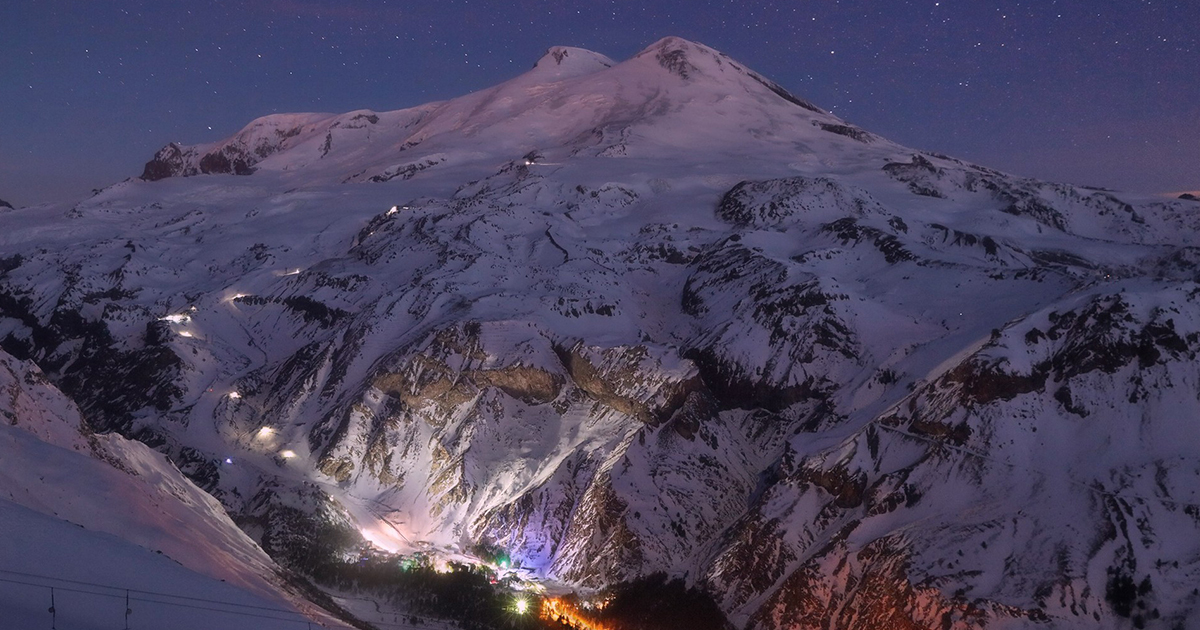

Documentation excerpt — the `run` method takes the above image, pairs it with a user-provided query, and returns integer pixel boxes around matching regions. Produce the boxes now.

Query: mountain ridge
[139,36,871,187]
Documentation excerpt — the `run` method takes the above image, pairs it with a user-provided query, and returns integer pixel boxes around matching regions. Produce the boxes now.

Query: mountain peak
[138,35,843,182]
[531,46,615,80]
[640,35,708,55]
[634,36,715,79]
[628,36,826,113]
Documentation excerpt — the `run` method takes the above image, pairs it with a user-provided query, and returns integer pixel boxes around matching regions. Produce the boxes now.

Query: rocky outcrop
[141,142,194,180]
[716,176,885,229]
[140,114,321,180]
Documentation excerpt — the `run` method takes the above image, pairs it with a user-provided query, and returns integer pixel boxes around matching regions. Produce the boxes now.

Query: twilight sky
[1,0,1197,206]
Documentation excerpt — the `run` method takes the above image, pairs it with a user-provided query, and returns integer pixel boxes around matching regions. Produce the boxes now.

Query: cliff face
[3,36,1200,628]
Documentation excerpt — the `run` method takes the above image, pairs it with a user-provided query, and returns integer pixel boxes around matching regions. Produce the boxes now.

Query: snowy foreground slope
[0,351,350,628]
[2,37,1200,628]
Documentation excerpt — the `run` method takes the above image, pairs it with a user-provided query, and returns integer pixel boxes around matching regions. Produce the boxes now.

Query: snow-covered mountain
[2,36,1199,629]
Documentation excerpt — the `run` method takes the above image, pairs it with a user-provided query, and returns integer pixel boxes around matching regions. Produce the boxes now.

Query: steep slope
[2,36,1200,629]
[708,283,1200,629]
[0,351,348,627]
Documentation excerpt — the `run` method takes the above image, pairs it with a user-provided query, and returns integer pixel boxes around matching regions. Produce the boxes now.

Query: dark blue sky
[2,0,1197,205]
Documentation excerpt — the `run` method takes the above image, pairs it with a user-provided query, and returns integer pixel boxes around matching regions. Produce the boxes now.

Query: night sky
[2,0,1197,206]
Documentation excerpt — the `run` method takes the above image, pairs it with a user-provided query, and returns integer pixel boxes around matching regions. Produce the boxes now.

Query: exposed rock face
[816,122,875,143]
[703,283,1200,628]
[141,142,191,181]
[716,176,885,229]
[3,36,1200,630]
[140,113,332,180]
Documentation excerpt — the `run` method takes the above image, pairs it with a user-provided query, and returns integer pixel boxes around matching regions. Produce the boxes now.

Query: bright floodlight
[514,598,528,614]
[256,426,275,439]
[280,450,296,459]
[178,330,194,338]
[228,391,241,399]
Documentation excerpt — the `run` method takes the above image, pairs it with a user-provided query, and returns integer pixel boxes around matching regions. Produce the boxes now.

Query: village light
[280,450,296,459]
[514,597,528,614]
[256,426,275,439]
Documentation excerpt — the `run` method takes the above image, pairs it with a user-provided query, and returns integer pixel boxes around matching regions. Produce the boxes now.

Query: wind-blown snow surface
[2,36,1200,628]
